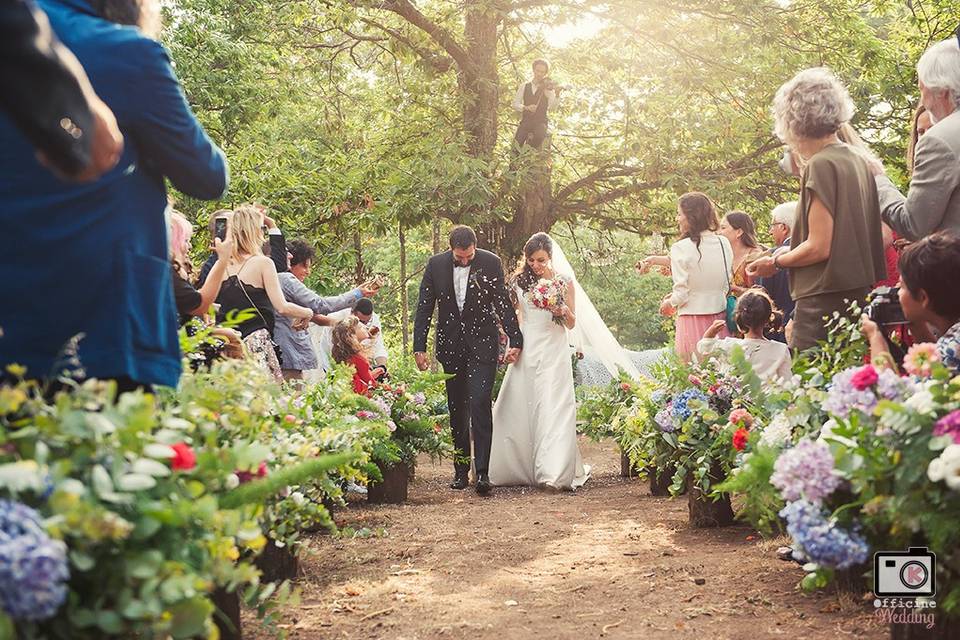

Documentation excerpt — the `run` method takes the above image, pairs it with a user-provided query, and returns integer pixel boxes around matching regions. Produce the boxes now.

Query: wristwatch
[773,253,783,271]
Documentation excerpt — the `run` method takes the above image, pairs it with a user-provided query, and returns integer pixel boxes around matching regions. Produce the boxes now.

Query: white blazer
[668,232,733,315]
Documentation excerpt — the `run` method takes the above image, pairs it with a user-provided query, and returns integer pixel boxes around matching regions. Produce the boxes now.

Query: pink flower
[850,365,879,391]
[356,410,377,419]
[257,462,268,477]
[732,427,749,451]
[284,414,297,424]
[620,383,632,392]
[170,443,196,471]
[903,343,940,378]
[933,410,960,444]
[688,374,702,387]
[728,408,753,429]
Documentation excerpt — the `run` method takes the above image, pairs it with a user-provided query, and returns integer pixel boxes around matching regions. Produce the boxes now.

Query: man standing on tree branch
[513,58,560,150]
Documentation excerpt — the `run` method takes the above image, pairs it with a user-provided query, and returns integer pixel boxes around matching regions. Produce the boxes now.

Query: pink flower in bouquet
[728,408,753,429]
[170,442,196,471]
[284,414,297,424]
[732,427,749,451]
[688,374,702,387]
[850,365,879,391]
[933,410,960,444]
[620,383,632,392]
[356,410,377,419]
[903,343,940,378]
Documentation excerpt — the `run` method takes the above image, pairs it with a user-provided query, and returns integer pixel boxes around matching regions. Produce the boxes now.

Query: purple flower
[771,439,840,503]
[655,406,675,432]
[780,500,869,570]
[0,500,69,621]
[411,392,427,406]
[823,366,909,418]
[934,410,960,444]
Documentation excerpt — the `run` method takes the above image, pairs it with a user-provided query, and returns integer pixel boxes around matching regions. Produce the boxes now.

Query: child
[697,289,792,382]
[331,316,381,396]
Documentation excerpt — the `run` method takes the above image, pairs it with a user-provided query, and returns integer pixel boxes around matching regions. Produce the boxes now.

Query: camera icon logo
[874,547,936,598]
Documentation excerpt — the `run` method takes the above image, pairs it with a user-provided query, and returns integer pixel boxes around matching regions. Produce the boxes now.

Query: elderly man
[315,298,388,374]
[874,38,960,240]
[758,201,798,343]
[274,239,379,382]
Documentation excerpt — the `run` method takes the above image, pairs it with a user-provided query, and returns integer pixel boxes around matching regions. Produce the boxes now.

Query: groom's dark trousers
[443,347,497,476]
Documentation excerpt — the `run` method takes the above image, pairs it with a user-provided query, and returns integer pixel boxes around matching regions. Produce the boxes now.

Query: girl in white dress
[489,233,591,490]
[697,289,793,383]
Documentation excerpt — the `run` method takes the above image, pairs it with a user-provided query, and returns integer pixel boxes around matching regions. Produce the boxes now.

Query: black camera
[865,286,908,327]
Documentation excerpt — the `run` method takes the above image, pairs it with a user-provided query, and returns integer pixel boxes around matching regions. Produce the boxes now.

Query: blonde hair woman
[215,204,312,380]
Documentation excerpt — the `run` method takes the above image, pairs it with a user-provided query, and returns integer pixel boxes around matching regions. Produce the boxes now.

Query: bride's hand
[551,304,567,317]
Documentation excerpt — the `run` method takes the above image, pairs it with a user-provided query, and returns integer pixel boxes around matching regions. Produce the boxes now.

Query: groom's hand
[414,351,430,371]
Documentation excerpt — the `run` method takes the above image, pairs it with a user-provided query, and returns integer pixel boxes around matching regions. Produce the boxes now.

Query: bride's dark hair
[511,232,553,293]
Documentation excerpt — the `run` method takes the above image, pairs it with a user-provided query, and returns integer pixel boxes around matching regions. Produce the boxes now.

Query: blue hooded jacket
[0,0,228,387]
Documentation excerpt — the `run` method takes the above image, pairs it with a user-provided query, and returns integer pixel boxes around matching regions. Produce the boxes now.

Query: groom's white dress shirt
[453,264,470,312]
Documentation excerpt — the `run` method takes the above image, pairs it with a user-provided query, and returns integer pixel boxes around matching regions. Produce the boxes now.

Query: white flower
[224,474,240,490]
[816,419,838,442]
[760,414,793,449]
[927,458,945,483]
[290,491,306,506]
[927,445,960,490]
[905,390,936,415]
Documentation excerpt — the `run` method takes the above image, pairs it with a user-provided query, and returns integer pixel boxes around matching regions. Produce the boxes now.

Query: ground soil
[246,439,885,640]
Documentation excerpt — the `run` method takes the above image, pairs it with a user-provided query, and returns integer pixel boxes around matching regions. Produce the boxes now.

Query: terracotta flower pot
[254,537,299,583]
[687,464,735,528]
[367,461,410,504]
[648,464,676,497]
[619,449,639,478]
[211,587,242,640]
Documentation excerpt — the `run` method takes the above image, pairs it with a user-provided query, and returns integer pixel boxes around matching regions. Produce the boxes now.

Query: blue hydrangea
[780,500,869,570]
[672,388,708,421]
[651,389,669,406]
[0,500,69,621]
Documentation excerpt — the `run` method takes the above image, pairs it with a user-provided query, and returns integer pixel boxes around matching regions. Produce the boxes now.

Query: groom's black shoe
[475,474,492,496]
[450,474,469,490]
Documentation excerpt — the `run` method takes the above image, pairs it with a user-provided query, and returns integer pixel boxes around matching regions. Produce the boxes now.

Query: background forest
[164,0,956,351]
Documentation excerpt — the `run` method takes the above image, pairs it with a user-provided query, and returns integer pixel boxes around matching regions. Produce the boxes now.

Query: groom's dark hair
[449,226,477,250]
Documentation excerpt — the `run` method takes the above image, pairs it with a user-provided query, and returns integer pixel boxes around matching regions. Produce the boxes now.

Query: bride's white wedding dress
[489,279,590,490]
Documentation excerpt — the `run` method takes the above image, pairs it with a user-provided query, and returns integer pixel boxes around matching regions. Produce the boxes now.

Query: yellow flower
[4,363,27,378]
[244,534,267,552]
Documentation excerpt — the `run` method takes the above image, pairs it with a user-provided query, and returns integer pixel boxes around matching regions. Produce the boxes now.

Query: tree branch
[355,0,474,73]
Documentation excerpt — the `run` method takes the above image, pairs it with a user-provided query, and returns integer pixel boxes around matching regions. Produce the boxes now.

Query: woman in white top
[642,192,734,361]
[697,289,793,383]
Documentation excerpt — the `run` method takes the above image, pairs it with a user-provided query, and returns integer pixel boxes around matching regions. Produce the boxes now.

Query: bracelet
[773,254,783,270]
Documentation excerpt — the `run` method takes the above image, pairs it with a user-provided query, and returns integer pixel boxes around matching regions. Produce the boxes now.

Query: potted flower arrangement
[363,369,453,504]
[576,372,652,478]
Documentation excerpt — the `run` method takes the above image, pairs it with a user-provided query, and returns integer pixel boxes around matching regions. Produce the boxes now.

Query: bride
[489,232,591,490]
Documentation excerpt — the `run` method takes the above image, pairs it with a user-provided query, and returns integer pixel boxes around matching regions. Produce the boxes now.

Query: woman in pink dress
[642,192,734,361]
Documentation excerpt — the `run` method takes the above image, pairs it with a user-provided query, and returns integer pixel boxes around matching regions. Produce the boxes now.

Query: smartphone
[214,217,228,241]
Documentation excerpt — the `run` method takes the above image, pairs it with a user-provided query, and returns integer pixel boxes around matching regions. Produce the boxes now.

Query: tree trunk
[399,223,409,354]
[504,137,553,260]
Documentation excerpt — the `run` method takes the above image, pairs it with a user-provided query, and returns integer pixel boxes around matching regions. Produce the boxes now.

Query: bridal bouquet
[527,276,567,325]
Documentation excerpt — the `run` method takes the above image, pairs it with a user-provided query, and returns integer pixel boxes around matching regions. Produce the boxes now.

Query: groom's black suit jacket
[414,249,523,366]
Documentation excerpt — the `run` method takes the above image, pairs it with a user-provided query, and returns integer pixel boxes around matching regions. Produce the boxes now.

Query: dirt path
[250,439,884,640]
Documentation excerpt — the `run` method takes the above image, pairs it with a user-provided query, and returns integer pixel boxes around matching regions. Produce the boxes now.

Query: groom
[413,226,523,495]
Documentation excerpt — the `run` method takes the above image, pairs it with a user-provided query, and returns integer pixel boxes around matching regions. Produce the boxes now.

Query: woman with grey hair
[748,67,885,351]
[873,38,960,240]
